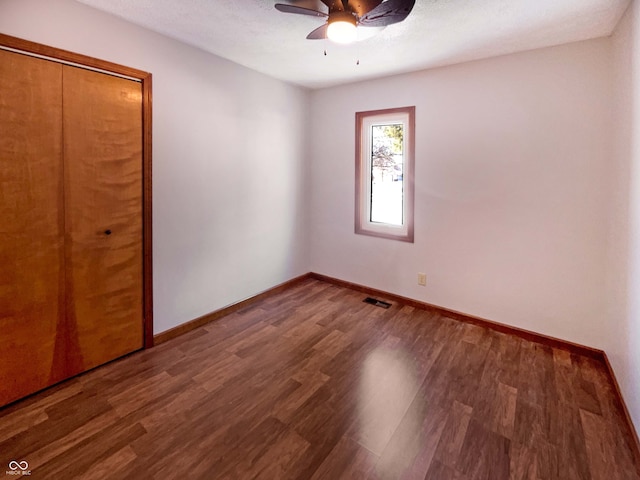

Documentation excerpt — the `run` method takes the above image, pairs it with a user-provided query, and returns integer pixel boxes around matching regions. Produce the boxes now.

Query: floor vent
[363,297,392,309]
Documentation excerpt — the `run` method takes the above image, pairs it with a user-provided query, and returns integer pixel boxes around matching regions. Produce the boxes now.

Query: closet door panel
[63,66,143,372]
[0,50,64,405]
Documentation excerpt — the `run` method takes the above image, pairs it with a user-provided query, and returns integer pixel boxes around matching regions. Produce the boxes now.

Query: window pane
[370,123,404,226]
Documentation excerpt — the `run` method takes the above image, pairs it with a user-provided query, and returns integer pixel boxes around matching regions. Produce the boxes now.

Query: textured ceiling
[74,0,630,89]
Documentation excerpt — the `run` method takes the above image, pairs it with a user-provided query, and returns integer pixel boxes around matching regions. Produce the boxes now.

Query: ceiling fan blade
[275,3,328,17]
[306,23,329,39]
[358,0,415,27]
[348,0,383,17]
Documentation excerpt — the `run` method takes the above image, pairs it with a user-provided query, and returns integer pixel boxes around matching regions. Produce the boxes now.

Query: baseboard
[309,272,604,360]
[153,273,313,345]
[155,270,606,358]
[602,352,640,470]
[153,269,604,359]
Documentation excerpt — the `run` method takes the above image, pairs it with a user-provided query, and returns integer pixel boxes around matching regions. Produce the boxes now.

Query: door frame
[0,33,154,348]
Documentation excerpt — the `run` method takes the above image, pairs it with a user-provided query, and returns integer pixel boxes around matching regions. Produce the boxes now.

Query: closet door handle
[104,229,112,235]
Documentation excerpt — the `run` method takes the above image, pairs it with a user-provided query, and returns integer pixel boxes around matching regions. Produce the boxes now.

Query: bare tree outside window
[370,124,404,225]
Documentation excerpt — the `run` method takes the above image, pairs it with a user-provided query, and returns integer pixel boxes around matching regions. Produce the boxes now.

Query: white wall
[609,0,640,432]
[309,39,613,349]
[0,0,310,334]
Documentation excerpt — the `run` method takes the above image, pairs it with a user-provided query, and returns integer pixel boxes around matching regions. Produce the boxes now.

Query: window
[355,106,415,242]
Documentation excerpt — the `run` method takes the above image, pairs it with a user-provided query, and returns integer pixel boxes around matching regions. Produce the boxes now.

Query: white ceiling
[74,0,630,89]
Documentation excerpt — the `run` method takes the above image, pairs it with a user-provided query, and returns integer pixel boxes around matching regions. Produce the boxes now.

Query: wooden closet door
[62,66,143,373]
[0,50,64,406]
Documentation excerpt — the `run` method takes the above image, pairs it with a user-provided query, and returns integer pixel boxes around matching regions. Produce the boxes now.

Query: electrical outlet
[418,273,427,286]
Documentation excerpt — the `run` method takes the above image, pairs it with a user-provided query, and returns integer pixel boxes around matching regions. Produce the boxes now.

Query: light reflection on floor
[357,342,421,469]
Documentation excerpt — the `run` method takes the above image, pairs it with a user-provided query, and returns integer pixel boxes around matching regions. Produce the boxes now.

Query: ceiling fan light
[327,14,357,44]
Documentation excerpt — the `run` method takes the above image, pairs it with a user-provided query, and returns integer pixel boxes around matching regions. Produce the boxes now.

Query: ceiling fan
[275,0,416,44]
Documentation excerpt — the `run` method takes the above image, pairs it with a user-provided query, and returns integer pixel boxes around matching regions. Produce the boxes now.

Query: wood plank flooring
[1,278,639,479]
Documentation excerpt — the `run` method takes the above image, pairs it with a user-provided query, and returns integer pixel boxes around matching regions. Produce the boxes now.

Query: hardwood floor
[1,278,638,479]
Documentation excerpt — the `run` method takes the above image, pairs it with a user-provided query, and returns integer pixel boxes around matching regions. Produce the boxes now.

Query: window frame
[355,106,415,243]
